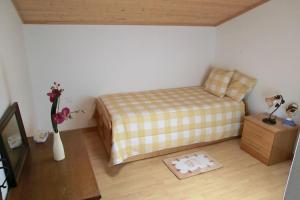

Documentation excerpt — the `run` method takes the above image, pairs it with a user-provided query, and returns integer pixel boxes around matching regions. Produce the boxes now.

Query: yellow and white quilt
[98,86,245,165]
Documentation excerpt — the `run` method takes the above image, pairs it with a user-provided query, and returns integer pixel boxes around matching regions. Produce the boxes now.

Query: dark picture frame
[0,102,29,188]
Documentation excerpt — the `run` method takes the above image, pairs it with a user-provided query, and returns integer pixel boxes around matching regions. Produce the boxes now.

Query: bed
[95,86,246,165]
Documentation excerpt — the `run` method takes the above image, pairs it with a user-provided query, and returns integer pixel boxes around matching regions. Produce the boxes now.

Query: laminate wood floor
[83,131,290,200]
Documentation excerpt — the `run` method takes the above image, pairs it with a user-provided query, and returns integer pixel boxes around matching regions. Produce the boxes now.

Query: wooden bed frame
[95,99,248,164]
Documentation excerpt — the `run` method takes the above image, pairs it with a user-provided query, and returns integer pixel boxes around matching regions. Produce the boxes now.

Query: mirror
[2,115,26,174]
[0,102,29,188]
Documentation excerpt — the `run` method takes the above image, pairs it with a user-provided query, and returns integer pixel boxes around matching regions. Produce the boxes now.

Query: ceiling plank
[12,0,269,26]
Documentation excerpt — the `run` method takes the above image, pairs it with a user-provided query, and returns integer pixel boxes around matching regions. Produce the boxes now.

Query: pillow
[226,71,257,102]
[204,68,234,97]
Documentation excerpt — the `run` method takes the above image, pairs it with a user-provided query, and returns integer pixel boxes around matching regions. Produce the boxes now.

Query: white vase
[53,132,65,161]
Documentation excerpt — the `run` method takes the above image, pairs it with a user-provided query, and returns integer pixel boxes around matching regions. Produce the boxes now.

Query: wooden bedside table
[240,113,299,166]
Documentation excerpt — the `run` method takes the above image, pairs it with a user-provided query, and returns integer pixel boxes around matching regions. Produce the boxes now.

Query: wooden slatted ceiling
[12,0,268,26]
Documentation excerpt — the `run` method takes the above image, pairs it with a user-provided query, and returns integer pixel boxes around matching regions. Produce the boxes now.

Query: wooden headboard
[243,100,249,116]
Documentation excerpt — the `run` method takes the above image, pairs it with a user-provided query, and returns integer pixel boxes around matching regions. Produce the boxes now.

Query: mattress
[97,86,245,165]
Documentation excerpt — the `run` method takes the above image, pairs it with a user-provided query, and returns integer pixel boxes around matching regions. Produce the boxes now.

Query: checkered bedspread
[97,86,245,165]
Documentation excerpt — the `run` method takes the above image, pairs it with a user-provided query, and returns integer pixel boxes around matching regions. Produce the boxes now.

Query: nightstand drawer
[241,137,271,158]
[242,120,274,148]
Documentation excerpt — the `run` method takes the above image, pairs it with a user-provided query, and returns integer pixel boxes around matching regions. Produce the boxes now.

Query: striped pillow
[226,71,257,102]
[204,68,234,97]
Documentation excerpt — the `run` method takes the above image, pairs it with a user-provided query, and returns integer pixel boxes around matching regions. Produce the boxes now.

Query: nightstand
[240,113,299,165]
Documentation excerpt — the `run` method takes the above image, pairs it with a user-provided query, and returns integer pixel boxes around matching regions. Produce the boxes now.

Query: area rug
[163,151,222,179]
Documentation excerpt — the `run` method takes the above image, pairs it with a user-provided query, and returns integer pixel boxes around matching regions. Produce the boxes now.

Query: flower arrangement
[47,82,83,133]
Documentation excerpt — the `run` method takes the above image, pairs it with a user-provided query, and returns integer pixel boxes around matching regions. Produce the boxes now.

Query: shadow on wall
[200,65,213,86]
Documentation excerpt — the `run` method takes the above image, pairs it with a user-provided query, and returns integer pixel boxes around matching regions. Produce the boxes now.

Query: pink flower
[52,113,65,124]
[47,92,56,102]
[61,107,70,118]
[52,107,71,124]
[47,89,62,102]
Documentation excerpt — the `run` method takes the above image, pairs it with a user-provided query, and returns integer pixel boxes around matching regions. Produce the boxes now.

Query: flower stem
[57,96,60,113]
[51,96,59,133]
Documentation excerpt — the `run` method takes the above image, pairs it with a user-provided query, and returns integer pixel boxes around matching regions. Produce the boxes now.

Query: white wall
[0,0,35,132]
[215,0,300,122]
[0,0,35,198]
[23,25,216,131]
[0,60,9,115]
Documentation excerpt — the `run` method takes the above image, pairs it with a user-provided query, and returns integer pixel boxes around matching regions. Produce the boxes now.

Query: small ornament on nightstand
[283,103,298,127]
[263,95,285,125]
